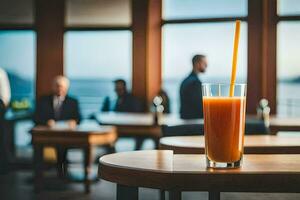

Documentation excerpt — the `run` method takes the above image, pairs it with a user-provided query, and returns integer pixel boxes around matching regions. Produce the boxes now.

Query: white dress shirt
[0,68,11,107]
[53,95,65,119]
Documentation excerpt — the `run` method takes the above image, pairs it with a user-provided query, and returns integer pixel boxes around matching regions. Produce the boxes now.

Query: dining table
[31,120,117,193]
[159,135,300,154]
[99,150,300,200]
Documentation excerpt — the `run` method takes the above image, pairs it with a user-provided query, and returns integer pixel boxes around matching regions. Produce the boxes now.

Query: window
[277,0,300,116]
[0,30,36,147]
[162,0,248,113]
[0,0,34,24]
[163,0,247,20]
[277,22,300,116]
[65,0,131,27]
[277,0,300,16]
[0,31,36,102]
[64,31,132,118]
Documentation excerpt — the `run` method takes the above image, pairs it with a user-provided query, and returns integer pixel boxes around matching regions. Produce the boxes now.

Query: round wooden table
[31,120,117,193]
[99,150,300,200]
[159,135,300,154]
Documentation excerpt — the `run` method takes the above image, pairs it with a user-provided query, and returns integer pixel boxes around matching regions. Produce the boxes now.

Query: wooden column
[262,0,277,114]
[146,0,162,104]
[247,0,277,114]
[35,0,64,98]
[132,0,162,111]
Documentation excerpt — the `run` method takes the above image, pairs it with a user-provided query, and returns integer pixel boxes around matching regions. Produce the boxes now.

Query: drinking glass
[202,84,247,168]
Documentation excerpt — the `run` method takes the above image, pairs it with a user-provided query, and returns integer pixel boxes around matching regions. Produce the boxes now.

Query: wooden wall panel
[35,0,64,98]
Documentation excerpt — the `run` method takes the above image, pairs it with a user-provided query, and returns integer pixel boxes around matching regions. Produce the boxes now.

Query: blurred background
[0,0,300,199]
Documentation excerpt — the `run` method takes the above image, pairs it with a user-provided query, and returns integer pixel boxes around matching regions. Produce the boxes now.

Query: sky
[0,0,299,80]
[163,0,247,19]
[64,31,132,79]
[162,22,248,82]
[0,31,36,79]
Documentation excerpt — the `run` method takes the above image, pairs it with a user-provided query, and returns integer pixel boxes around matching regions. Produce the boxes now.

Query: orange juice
[203,97,246,163]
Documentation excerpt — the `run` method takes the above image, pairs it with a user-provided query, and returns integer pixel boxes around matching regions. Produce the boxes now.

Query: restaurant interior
[0,0,300,200]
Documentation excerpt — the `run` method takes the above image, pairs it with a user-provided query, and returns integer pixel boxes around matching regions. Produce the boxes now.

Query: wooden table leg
[134,137,145,150]
[33,144,43,193]
[117,184,138,200]
[209,191,220,200]
[169,190,181,200]
[84,146,92,194]
[154,138,160,149]
[56,146,64,178]
[106,144,116,154]
[160,189,165,200]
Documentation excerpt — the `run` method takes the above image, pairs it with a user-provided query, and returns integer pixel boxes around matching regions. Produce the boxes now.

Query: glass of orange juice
[202,84,247,168]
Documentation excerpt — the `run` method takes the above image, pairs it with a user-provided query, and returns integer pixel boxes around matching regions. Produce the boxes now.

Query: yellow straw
[229,20,241,97]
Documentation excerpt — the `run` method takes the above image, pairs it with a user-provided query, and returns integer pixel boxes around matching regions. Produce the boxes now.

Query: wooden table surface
[95,112,202,127]
[269,116,300,132]
[32,120,117,194]
[96,112,300,133]
[159,135,300,154]
[31,121,117,146]
[95,112,202,140]
[99,150,300,200]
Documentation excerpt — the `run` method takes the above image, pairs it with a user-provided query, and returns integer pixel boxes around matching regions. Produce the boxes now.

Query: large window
[277,23,300,116]
[277,0,300,116]
[65,31,132,118]
[0,0,34,24]
[0,30,36,102]
[162,0,248,113]
[0,30,36,147]
[65,0,131,27]
[163,0,247,19]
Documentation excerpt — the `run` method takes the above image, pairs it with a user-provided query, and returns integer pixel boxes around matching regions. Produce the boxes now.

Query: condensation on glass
[65,0,132,27]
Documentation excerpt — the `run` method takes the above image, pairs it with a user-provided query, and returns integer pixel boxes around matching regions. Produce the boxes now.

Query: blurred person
[102,79,143,113]
[0,68,11,108]
[34,75,81,177]
[34,75,81,126]
[0,99,7,173]
[180,55,207,119]
[102,79,144,150]
[0,68,10,173]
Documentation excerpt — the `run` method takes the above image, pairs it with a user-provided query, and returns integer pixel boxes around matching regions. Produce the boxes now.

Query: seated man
[102,79,143,113]
[102,79,144,150]
[34,75,81,126]
[180,55,208,119]
[34,75,81,177]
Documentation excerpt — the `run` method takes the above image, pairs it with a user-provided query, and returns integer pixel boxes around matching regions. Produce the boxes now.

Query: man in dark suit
[180,55,208,119]
[102,79,143,113]
[114,79,143,112]
[34,76,81,126]
[102,79,144,150]
[34,76,81,177]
